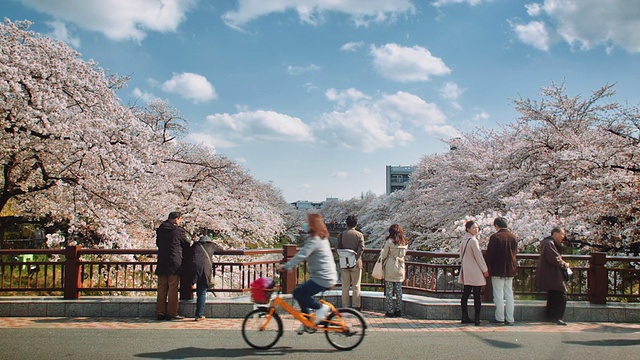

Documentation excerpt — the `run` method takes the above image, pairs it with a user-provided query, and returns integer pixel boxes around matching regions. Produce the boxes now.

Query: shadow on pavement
[134,346,337,358]
[563,339,640,347]
[464,330,524,349]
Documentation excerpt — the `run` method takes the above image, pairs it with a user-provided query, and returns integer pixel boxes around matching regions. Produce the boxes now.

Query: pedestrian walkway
[1,310,639,333]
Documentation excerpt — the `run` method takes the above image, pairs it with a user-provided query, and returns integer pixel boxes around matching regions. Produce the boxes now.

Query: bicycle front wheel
[241,307,283,350]
[324,308,366,350]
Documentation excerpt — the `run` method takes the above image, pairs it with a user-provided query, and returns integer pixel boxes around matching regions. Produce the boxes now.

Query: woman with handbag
[458,221,489,325]
[380,224,408,317]
[192,234,222,321]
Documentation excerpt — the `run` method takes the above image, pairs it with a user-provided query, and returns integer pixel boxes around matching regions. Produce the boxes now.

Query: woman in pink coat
[458,220,489,325]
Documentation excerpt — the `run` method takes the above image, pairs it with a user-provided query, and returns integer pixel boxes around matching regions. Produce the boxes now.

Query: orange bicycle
[241,278,367,351]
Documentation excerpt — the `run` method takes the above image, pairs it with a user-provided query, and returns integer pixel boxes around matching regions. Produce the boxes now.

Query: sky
[4,0,640,203]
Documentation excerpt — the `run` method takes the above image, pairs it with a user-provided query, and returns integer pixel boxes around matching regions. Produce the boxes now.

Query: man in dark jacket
[486,217,518,325]
[535,227,571,325]
[155,211,191,320]
[337,215,365,311]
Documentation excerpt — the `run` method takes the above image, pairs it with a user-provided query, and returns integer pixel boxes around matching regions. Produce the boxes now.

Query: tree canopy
[0,20,292,249]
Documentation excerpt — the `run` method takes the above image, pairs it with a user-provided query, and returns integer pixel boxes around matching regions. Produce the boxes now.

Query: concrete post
[589,252,608,304]
[64,245,81,299]
[282,244,298,294]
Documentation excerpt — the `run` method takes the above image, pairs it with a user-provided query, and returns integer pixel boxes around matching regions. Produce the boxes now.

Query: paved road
[2,327,640,360]
[1,317,639,360]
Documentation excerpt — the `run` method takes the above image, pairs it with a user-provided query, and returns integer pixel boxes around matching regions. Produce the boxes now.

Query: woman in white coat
[380,224,409,317]
[458,220,489,325]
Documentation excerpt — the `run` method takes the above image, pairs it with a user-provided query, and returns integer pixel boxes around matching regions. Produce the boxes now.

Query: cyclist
[280,213,338,334]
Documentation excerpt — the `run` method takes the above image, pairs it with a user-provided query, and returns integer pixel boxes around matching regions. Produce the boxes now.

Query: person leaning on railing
[535,227,571,326]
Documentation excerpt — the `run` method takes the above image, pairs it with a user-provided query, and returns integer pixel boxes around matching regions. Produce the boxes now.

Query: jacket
[155,220,190,276]
[380,239,408,282]
[192,236,222,286]
[337,228,365,269]
[486,228,518,277]
[535,236,568,292]
[283,235,338,289]
[458,232,489,286]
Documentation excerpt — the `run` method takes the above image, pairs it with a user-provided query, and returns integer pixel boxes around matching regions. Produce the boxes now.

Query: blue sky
[5,0,640,203]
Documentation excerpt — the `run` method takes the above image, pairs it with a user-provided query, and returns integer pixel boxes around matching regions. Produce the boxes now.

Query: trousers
[491,276,514,323]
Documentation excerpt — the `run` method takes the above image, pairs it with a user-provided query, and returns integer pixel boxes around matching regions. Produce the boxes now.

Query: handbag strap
[461,238,471,260]
[198,243,213,268]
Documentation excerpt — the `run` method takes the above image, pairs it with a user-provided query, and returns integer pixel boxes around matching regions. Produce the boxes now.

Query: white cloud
[326,88,371,107]
[370,43,451,82]
[432,0,490,7]
[513,21,550,51]
[362,168,372,174]
[184,132,225,150]
[132,88,158,103]
[223,0,415,28]
[202,110,315,147]
[314,90,457,152]
[340,41,365,52]
[514,0,640,53]
[161,73,217,103]
[473,110,490,121]
[287,64,322,75]
[46,21,80,47]
[332,172,348,178]
[20,0,196,42]
[525,3,543,16]
[440,81,464,109]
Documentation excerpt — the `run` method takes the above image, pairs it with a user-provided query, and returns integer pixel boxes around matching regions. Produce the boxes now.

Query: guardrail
[1,245,638,304]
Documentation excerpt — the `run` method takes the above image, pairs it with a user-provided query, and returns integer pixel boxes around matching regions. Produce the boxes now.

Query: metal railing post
[64,245,81,299]
[282,244,297,294]
[589,252,607,304]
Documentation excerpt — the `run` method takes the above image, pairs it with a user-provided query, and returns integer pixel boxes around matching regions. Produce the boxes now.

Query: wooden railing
[1,245,638,304]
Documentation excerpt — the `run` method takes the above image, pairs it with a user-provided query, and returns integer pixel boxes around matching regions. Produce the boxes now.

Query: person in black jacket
[535,227,571,325]
[155,212,191,320]
[192,234,223,321]
[486,217,518,325]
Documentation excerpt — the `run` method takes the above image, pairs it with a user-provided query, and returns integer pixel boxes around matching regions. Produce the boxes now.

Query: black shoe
[475,320,481,326]
[353,306,363,312]
[394,310,401,317]
[166,315,185,321]
[461,317,473,324]
[556,320,567,326]
[385,312,395,317]
[490,319,505,325]
[156,314,166,321]
[505,322,514,326]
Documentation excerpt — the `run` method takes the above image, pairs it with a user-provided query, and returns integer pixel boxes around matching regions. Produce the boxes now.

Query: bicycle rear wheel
[241,307,283,350]
[324,308,366,350]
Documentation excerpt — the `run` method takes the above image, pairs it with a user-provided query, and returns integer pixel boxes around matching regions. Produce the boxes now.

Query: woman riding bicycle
[280,213,338,333]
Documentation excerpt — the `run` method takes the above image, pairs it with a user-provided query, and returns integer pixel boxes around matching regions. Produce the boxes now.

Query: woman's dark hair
[465,220,476,231]
[386,224,408,246]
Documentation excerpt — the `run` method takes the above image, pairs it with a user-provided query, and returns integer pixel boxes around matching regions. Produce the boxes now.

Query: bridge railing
[1,245,638,304]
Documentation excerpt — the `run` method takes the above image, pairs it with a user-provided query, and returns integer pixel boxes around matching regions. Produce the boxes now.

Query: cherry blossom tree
[1,20,291,250]
[338,82,639,255]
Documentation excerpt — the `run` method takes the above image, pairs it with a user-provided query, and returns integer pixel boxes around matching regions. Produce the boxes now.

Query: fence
[1,245,639,304]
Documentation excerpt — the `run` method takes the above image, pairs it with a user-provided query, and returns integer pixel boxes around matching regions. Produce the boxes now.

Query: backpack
[338,249,358,269]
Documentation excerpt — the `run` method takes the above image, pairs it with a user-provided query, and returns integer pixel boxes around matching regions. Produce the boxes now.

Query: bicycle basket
[249,277,276,304]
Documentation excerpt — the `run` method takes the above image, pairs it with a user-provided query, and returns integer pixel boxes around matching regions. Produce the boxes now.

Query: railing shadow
[562,339,640,347]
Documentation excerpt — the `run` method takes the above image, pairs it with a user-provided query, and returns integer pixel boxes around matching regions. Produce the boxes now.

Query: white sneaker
[314,304,331,324]
[295,324,307,335]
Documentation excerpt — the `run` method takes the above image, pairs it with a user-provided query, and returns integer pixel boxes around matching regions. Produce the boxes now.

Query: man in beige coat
[337,215,365,311]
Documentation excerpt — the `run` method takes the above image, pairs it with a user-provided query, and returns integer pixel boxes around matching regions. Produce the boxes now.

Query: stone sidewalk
[1,311,639,334]
[2,291,640,323]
